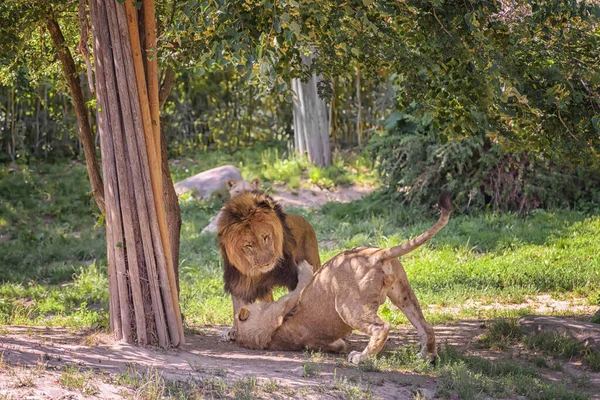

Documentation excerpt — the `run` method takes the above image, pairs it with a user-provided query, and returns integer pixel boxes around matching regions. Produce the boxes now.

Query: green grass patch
[59,366,99,396]
[523,332,585,358]
[436,346,588,400]
[479,318,523,350]
[169,143,378,191]
[1,145,599,330]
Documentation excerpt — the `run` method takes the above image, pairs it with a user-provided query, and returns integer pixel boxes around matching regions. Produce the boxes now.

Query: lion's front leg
[220,296,247,342]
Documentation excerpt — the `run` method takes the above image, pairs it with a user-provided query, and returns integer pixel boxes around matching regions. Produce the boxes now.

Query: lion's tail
[374,192,452,263]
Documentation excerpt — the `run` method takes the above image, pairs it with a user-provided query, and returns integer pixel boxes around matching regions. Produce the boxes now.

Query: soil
[2,183,597,398]
[1,320,598,399]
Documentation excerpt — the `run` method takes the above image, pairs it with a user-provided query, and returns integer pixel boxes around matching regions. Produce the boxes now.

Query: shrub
[370,112,600,213]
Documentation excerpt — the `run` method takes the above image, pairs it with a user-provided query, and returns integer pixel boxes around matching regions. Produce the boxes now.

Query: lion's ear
[226,179,237,190]
[250,178,261,190]
[238,307,249,321]
[257,197,275,210]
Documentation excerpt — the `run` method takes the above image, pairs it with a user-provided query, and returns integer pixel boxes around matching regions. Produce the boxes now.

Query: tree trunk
[157,58,180,289]
[291,51,331,167]
[356,63,362,147]
[158,65,176,109]
[89,0,183,348]
[45,10,105,214]
[161,127,181,292]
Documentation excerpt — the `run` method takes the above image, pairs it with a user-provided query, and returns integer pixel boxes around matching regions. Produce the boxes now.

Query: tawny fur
[236,193,452,363]
[217,190,321,339]
[201,178,261,234]
[235,260,314,349]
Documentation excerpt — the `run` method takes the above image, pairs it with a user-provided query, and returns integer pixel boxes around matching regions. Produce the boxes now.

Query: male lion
[217,191,321,340]
[234,193,452,363]
[201,178,261,234]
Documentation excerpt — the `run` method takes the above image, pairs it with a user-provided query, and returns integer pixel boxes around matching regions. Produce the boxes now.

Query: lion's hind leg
[386,260,437,361]
[336,299,390,364]
[346,317,390,364]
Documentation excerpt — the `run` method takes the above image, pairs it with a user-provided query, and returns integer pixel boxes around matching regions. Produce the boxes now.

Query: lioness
[201,178,261,234]
[217,191,321,340]
[235,193,452,363]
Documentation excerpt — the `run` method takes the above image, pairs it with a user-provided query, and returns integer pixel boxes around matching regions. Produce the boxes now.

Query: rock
[174,165,243,200]
[519,315,600,351]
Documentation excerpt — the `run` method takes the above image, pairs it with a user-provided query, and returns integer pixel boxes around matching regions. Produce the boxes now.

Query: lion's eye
[263,235,269,244]
[245,244,253,250]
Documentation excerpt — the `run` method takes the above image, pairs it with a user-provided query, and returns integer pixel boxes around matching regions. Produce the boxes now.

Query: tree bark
[90,0,183,348]
[123,0,184,344]
[291,51,331,167]
[45,10,105,214]
[158,66,180,293]
[160,127,181,292]
[159,65,176,109]
[356,63,362,147]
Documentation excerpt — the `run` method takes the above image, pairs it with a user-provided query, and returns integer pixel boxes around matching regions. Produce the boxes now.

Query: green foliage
[162,70,292,154]
[437,346,589,400]
[1,148,600,329]
[371,112,600,212]
[169,143,377,192]
[387,0,600,165]
[59,366,99,396]
[523,332,585,358]
[0,263,108,327]
[583,349,600,372]
[480,318,523,350]
[0,162,105,282]
[521,331,600,372]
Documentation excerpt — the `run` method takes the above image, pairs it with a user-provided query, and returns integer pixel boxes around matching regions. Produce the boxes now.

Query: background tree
[291,50,331,167]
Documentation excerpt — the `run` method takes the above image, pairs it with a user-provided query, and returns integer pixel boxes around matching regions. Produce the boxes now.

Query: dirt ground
[0,323,458,399]
[1,320,599,399]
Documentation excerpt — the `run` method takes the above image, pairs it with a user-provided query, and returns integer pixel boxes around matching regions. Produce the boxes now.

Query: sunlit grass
[1,145,598,329]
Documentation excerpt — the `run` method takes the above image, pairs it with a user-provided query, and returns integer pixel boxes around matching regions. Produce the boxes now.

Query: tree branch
[45,8,105,214]
[158,65,176,109]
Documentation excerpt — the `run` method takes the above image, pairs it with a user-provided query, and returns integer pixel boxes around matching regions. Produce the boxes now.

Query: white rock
[174,165,243,200]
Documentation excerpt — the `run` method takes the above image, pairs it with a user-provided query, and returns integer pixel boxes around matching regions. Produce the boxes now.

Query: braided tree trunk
[89,0,183,347]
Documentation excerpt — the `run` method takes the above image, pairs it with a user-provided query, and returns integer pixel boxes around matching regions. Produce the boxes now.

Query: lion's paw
[348,351,366,364]
[220,326,237,342]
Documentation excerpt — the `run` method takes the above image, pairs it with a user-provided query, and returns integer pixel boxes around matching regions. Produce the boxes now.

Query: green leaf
[592,116,600,133]
[273,16,281,33]
[385,111,404,130]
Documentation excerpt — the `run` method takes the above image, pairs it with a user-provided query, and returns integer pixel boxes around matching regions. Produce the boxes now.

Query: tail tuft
[438,191,452,213]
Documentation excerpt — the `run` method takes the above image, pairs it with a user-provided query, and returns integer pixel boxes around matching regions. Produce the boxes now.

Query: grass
[112,363,284,399]
[523,332,585,358]
[59,365,99,396]
[1,144,599,329]
[479,318,523,350]
[302,361,321,377]
[9,366,36,389]
[169,142,378,191]
[436,346,589,400]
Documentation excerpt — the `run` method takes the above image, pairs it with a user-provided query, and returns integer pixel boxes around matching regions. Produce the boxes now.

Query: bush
[370,112,600,213]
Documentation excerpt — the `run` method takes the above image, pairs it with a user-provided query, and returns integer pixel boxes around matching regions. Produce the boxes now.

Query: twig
[432,8,453,38]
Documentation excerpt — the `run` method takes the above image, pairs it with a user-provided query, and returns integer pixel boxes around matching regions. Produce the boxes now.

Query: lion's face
[219,193,285,277]
[226,178,260,198]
